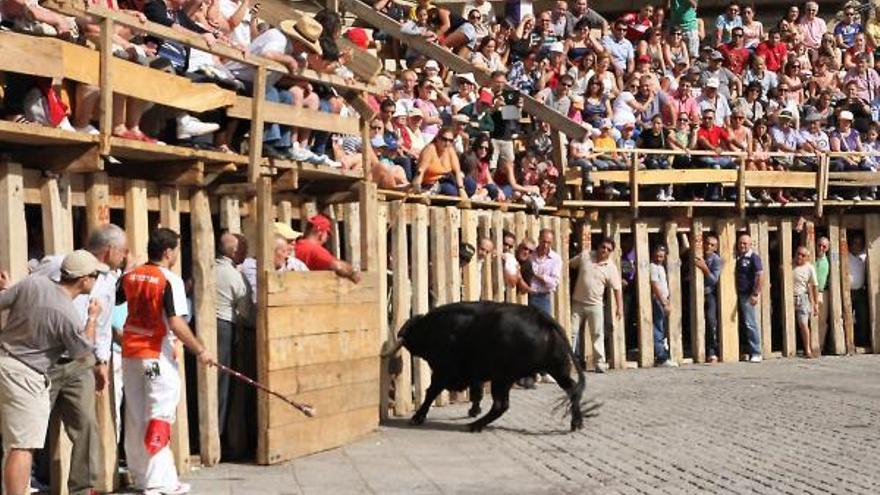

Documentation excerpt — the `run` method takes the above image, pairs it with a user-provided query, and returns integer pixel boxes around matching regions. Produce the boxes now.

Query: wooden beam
[124,180,149,264]
[219,196,242,234]
[410,204,430,406]
[343,202,362,270]
[461,210,480,302]
[780,218,796,357]
[255,177,274,465]
[248,66,267,183]
[514,212,528,305]
[716,218,739,363]
[554,217,572,340]
[0,162,28,282]
[227,96,361,134]
[478,214,494,301]
[867,215,880,353]
[85,172,110,234]
[827,216,846,354]
[757,217,773,357]
[491,210,505,303]
[604,215,626,368]
[839,219,855,354]
[374,202,389,413]
[665,221,683,362]
[389,201,412,417]
[98,19,113,154]
[633,220,653,367]
[802,220,820,354]
[429,207,450,406]
[40,175,74,255]
[359,182,379,272]
[688,219,706,364]
[191,188,221,466]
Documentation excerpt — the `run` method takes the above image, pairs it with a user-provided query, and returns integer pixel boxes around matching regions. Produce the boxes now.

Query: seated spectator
[638,28,666,74]
[507,47,544,94]
[843,32,873,69]
[426,6,478,54]
[471,36,505,72]
[669,112,696,170]
[830,110,870,200]
[592,119,626,197]
[459,89,495,139]
[695,108,735,200]
[638,115,673,201]
[602,20,635,80]
[835,5,863,49]
[720,26,749,77]
[414,79,444,143]
[537,73,573,115]
[714,2,742,46]
[701,50,740,101]
[412,127,467,197]
[741,5,764,49]
[450,73,479,113]
[295,215,361,282]
[370,135,411,188]
[750,117,774,202]
[664,28,691,71]
[817,32,843,69]
[696,77,731,126]
[756,29,788,73]
[399,107,428,157]
[582,76,612,128]
[667,78,700,126]
[566,18,602,68]
[463,135,504,200]
[837,80,874,133]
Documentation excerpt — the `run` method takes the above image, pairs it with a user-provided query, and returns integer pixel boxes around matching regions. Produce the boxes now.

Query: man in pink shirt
[667,79,700,125]
[797,1,827,50]
[528,229,561,316]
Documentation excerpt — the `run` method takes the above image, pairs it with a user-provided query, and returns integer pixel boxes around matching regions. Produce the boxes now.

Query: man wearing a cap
[295,215,362,283]
[771,109,807,174]
[119,228,214,494]
[459,89,496,140]
[701,50,739,100]
[225,12,324,160]
[29,224,129,495]
[697,77,731,126]
[450,73,478,113]
[214,232,253,439]
[0,250,104,495]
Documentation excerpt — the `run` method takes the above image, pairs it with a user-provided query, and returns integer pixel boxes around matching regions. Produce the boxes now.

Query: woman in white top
[741,5,764,49]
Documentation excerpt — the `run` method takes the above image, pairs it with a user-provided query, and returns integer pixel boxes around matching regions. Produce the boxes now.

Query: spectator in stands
[778,4,800,41]
[735,233,763,362]
[214,231,252,440]
[756,29,788,73]
[426,5,478,54]
[639,115,674,201]
[702,51,739,101]
[694,232,721,362]
[450,73,479,113]
[814,236,831,354]
[770,110,805,198]
[472,36,505,72]
[697,77,732,126]
[843,32,873,69]
[570,237,622,373]
[649,244,677,367]
[695,108,734,201]
[295,215,361,283]
[830,110,868,200]
[720,26,749,77]
[714,2,742,46]
[669,0,699,57]
[817,32,843,69]
[835,4,863,49]
[459,89,496,139]
[668,78,699,126]
[538,73,573,115]
[371,134,412,188]
[741,4,763,49]
[565,0,607,38]
[602,20,635,80]
[793,245,819,358]
[743,56,778,101]
[414,79,444,143]
[507,47,544,94]
[528,229,561,316]
[0,251,103,495]
[466,135,504,200]
[413,127,467,197]
[849,234,870,347]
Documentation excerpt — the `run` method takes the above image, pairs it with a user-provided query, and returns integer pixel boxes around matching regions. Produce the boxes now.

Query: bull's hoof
[410,414,426,426]
[570,416,584,431]
[467,421,484,433]
[467,405,482,418]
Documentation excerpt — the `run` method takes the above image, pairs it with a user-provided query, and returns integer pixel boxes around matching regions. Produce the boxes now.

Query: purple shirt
[529,249,561,293]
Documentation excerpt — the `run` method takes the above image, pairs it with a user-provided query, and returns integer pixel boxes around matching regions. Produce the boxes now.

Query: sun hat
[279,13,324,55]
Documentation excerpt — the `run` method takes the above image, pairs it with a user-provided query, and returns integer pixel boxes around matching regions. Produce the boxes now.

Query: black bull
[386,301,588,432]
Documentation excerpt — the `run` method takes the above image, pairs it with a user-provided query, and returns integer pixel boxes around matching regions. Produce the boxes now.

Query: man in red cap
[295,215,362,283]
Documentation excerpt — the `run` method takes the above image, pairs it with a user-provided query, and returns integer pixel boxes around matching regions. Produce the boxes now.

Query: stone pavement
[187,355,880,494]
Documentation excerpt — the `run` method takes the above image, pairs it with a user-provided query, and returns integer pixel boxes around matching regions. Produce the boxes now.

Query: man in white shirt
[569,237,622,373]
[793,246,818,358]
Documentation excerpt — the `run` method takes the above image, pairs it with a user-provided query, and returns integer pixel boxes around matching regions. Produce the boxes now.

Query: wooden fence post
[802,220,820,354]
[780,218,796,357]
[839,219,855,354]
[220,196,242,234]
[390,202,412,417]
[827,216,846,354]
[757,217,773,357]
[665,221,683,362]
[688,219,706,364]
[429,207,449,406]
[410,204,430,406]
[604,215,625,369]
[866,215,880,353]
[461,210,480,302]
[477,214,494,301]
[633,220,653,367]
[491,211,506,303]
[716,218,740,363]
[191,188,221,466]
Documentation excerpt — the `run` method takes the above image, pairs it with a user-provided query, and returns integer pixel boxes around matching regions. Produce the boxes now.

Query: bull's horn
[380,338,405,358]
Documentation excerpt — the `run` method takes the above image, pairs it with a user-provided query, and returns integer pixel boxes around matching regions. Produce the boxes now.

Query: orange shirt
[121,263,189,359]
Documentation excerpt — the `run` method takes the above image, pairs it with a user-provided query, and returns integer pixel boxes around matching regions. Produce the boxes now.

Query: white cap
[549,41,565,53]
[705,77,720,89]
[839,110,854,121]
[456,72,478,86]
[424,60,440,71]
[61,250,109,279]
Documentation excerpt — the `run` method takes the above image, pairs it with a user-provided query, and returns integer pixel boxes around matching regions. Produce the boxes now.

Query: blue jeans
[529,292,552,315]
[697,156,735,198]
[241,80,292,149]
[737,294,761,357]
[652,298,669,362]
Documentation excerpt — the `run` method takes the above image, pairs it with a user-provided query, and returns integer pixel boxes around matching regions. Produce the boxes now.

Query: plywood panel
[839,220,855,354]
[264,406,377,464]
[757,217,773,357]
[779,219,796,357]
[268,379,378,428]
[266,302,380,338]
[410,205,430,406]
[390,202,412,417]
[268,327,377,371]
[266,271,380,306]
[716,219,739,363]
[689,219,706,363]
[866,216,880,353]
[604,215,625,368]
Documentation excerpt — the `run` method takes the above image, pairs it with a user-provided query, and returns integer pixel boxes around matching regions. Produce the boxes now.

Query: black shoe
[262,145,285,159]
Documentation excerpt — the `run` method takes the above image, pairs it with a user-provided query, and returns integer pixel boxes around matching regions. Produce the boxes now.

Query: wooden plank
[327,205,342,259]
[277,201,293,225]
[268,327,377,371]
[220,196,242,234]
[514,211,528,305]
[374,201,389,416]
[359,182,380,272]
[266,270,379,305]
[866,215,880,354]
[665,221,683,362]
[802,220,820,355]
[267,378,378,428]
[0,162,30,283]
[98,19,113,154]
[554,217,572,338]
[267,356,377,396]
[228,97,360,135]
[744,171,816,188]
[780,219,796,357]
[265,302,379,339]
[827,216,846,355]
[40,175,74,254]
[124,180,149,264]
[446,207,462,303]
[633,220,654,367]
[716,218,739,363]
[390,202,413,417]
[410,204,430,406]
[477,214,494,301]
[263,406,377,464]
[255,176,274,465]
[85,172,110,234]
[839,219,855,354]
[461,210,480,302]
[343,202,362,271]
[757,217,773,357]
[604,214,626,368]
[429,207,450,406]
[190,188,220,466]
[248,65,267,183]
[491,210,506,303]
[689,219,706,363]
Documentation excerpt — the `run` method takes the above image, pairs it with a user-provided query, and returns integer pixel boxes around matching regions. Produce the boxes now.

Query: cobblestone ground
[188,355,880,494]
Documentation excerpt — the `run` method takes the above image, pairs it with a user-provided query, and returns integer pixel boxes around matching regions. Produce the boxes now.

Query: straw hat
[279,13,323,55]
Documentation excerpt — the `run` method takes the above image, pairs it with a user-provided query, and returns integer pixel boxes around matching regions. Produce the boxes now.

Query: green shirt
[670,0,698,31]
[815,255,829,291]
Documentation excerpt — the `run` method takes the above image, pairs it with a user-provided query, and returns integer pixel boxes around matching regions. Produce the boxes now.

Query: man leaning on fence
[694,232,721,363]
[528,229,561,316]
[814,236,831,355]
[570,237,622,373]
[0,251,104,495]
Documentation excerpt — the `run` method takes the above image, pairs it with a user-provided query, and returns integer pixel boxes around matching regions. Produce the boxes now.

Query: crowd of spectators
[5,0,880,204]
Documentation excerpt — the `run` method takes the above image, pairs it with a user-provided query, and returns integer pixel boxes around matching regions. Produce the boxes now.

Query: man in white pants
[569,237,623,373]
[119,228,213,495]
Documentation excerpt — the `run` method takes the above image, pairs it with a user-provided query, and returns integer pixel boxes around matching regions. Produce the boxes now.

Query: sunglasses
[519,247,533,253]
[561,82,573,88]
[439,136,454,143]
[479,145,490,150]
[504,243,514,249]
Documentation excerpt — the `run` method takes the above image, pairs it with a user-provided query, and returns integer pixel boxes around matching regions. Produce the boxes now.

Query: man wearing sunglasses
[570,237,622,373]
[538,73,573,116]
[0,250,107,495]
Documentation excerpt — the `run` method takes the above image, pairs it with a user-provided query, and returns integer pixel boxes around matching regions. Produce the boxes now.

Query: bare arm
[330,259,361,283]
[168,316,213,364]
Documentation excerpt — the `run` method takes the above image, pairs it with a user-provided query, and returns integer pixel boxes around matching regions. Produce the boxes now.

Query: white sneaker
[144,482,191,495]
[540,373,556,384]
[176,114,219,139]
[657,359,679,368]
[321,156,343,168]
[745,190,757,202]
[748,355,763,363]
[58,117,76,132]
[853,195,862,201]
[657,190,667,201]
[76,124,100,135]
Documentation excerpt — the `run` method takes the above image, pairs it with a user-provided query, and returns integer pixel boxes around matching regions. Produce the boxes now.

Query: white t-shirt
[650,262,669,300]
[226,28,293,85]
[849,252,867,290]
[219,0,253,48]
[612,91,637,126]
[502,252,519,276]
[792,263,817,296]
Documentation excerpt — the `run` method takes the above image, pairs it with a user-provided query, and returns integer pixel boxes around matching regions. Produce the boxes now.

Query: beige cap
[274,222,302,241]
[61,250,109,279]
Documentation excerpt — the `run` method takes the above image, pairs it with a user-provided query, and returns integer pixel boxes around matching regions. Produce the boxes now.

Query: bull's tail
[546,315,599,428]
